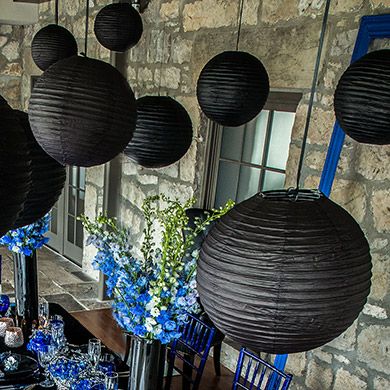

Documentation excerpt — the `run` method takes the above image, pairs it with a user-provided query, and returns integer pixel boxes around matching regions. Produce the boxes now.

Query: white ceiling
[0,0,39,25]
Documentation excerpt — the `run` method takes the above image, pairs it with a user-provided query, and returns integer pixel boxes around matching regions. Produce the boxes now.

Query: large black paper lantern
[31,24,78,71]
[0,97,32,236]
[12,111,66,229]
[124,96,192,168]
[198,189,371,354]
[29,55,136,167]
[94,3,143,52]
[334,49,390,145]
[197,51,269,127]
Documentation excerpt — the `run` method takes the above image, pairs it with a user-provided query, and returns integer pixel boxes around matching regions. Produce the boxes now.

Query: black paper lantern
[334,49,390,145]
[94,3,143,52]
[197,51,270,127]
[29,55,136,167]
[31,24,78,71]
[197,189,371,354]
[12,111,66,229]
[0,97,32,236]
[124,96,192,168]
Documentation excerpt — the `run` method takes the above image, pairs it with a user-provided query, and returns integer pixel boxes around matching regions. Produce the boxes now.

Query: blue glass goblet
[0,294,10,316]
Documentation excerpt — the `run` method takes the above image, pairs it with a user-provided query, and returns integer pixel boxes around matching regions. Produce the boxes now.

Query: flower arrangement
[0,214,50,256]
[80,195,233,344]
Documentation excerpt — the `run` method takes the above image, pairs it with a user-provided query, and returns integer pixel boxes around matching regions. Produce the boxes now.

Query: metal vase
[13,250,39,334]
[127,335,166,390]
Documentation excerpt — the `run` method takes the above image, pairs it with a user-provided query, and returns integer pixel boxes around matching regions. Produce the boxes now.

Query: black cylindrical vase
[127,336,165,390]
[13,251,39,334]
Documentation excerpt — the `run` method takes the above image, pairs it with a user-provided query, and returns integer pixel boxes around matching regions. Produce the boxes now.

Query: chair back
[232,348,293,390]
[165,313,216,390]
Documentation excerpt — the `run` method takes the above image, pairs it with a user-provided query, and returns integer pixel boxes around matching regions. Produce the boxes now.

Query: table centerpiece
[80,194,233,390]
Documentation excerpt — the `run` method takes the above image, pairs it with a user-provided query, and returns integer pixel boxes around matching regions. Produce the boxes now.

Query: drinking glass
[4,327,24,348]
[104,372,119,390]
[88,338,101,372]
[39,298,50,328]
[0,317,14,337]
[38,344,55,388]
[51,318,66,352]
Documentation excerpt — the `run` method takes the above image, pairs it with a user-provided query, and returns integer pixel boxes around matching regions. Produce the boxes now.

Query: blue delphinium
[80,195,234,344]
[0,214,50,255]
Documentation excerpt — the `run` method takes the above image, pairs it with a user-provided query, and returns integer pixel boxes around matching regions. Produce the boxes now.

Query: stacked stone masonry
[1,0,389,388]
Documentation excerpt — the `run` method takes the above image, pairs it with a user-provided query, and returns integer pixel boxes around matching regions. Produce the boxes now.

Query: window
[203,92,302,209]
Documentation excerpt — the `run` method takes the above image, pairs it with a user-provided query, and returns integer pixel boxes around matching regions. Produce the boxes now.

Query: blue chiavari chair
[232,348,293,390]
[165,313,216,390]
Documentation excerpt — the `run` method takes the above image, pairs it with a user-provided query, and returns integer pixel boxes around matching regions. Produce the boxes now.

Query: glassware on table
[38,344,56,388]
[0,293,10,316]
[98,353,116,374]
[88,338,101,372]
[4,326,24,348]
[0,317,14,337]
[51,318,67,352]
[39,298,50,328]
[104,371,119,390]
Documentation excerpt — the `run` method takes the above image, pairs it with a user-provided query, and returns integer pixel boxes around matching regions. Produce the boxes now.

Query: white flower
[150,307,160,317]
[189,279,197,289]
[145,317,157,332]
[11,245,20,253]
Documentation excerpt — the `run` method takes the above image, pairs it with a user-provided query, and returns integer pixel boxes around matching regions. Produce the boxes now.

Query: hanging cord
[83,0,89,57]
[54,0,59,25]
[235,0,245,51]
[158,21,166,96]
[295,0,331,189]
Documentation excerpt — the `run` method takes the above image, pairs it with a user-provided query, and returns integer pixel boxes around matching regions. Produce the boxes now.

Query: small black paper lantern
[197,190,371,354]
[0,97,32,236]
[334,49,390,145]
[31,24,78,71]
[197,51,270,127]
[94,3,143,52]
[29,55,136,167]
[124,96,192,168]
[12,111,66,229]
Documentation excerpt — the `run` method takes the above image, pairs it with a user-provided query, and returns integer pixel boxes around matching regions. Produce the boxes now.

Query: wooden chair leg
[213,342,222,377]
[182,353,194,390]
[164,351,174,390]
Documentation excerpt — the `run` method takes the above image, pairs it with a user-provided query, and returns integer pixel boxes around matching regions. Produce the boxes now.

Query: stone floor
[0,246,111,312]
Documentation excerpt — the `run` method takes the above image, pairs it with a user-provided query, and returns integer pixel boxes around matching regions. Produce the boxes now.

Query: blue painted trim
[319,14,390,197]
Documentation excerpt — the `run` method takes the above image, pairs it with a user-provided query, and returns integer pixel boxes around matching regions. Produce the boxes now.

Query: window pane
[237,166,261,203]
[242,111,269,165]
[68,188,76,216]
[220,126,244,161]
[262,170,286,191]
[77,190,85,217]
[214,161,240,208]
[79,167,86,190]
[76,220,84,248]
[50,207,58,235]
[67,216,75,244]
[70,166,78,187]
[266,111,295,170]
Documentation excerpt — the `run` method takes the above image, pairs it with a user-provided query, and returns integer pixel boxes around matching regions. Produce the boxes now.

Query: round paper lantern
[29,55,136,167]
[0,97,32,236]
[31,24,78,71]
[334,49,390,145]
[124,96,192,168]
[12,111,66,229]
[197,190,372,354]
[94,3,143,52]
[197,51,270,127]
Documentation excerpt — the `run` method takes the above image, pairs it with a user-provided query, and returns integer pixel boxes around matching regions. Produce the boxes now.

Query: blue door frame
[319,14,390,197]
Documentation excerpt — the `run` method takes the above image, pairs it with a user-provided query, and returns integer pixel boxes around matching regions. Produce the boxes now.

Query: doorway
[47,166,86,266]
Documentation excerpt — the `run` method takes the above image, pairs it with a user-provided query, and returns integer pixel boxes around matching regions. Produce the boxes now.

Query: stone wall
[1,0,389,388]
